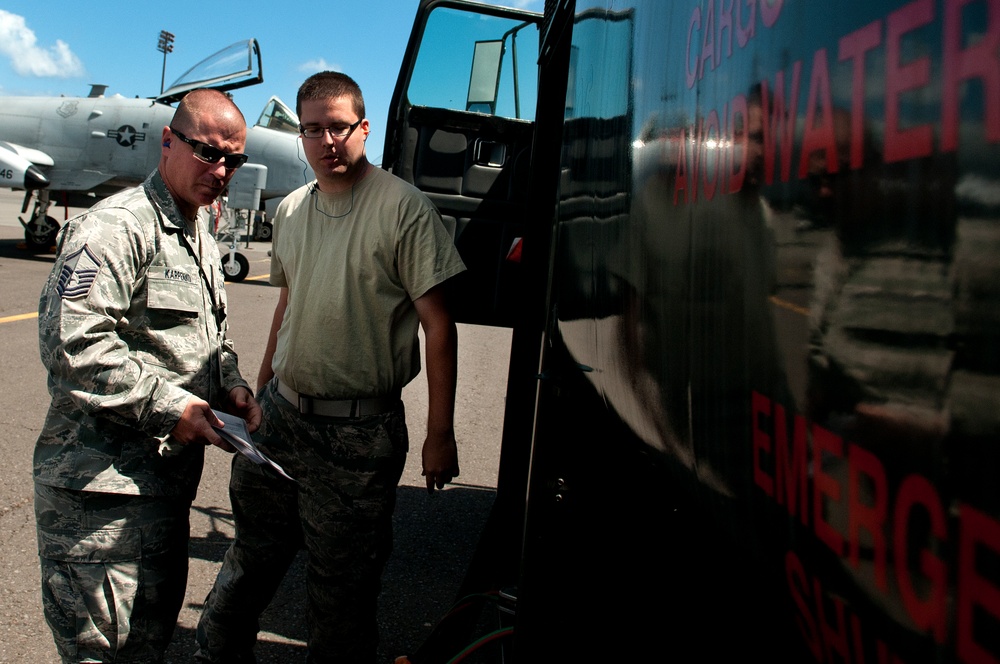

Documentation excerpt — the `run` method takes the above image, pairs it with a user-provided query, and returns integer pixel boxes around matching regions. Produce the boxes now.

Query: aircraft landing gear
[217,208,252,281]
[222,251,250,281]
[254,220,272,240]
[19,189,60,251]
[252,211,272,240]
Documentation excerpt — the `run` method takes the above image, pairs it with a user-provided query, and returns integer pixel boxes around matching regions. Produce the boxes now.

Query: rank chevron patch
[56,244,103,299]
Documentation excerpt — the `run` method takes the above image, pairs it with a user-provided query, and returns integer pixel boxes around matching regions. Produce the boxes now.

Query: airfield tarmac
[0,190,511,663]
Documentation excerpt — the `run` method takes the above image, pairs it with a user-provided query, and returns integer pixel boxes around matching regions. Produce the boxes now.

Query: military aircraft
[0,39,312,254]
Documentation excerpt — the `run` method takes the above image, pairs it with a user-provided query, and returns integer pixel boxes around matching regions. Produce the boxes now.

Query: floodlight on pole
[157,30,175,94]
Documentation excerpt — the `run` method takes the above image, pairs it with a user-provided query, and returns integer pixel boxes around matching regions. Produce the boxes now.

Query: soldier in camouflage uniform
[195,72,466,664]
[34,89,262,664]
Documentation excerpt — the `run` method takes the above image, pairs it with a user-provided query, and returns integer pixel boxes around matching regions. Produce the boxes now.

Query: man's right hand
[169,398,234,452]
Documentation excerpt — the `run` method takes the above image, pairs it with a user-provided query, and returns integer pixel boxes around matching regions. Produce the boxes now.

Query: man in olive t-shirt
[196,71,466,664]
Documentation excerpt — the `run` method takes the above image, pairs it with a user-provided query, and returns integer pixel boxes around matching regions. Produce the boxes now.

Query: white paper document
[212,410,296,482]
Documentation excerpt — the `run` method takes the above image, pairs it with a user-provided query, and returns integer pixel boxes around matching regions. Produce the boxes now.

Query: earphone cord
[312,179,356,219]
[309,162,369,219]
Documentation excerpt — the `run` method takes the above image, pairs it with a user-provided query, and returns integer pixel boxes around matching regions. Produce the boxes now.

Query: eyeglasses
[298,120,362,140]
[168,127,249,170]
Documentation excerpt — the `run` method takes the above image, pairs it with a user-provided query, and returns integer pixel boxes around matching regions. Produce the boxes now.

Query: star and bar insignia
[107,125,146,148]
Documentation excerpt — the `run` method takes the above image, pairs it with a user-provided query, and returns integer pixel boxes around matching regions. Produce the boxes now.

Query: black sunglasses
[168,127,249,170]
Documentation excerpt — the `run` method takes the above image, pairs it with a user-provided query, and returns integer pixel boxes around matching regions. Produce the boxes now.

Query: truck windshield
[407,6,539,121]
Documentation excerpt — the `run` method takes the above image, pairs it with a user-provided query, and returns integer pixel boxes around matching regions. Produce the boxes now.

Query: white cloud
[298,58,340,74]
[0,10,84,78]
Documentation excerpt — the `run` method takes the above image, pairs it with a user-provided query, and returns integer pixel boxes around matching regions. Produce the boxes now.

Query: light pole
[157,31,175,94]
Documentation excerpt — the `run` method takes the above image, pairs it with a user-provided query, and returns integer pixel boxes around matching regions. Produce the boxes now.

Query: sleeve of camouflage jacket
[38,209,196,439]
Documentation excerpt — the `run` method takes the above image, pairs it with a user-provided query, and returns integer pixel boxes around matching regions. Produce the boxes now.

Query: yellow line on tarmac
[2,273,272,323]
[0,311,38,324]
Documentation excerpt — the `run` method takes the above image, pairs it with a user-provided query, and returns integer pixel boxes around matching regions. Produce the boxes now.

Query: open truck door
[382,2,573,662]
[383,1,635,661]
[382,0,543,328]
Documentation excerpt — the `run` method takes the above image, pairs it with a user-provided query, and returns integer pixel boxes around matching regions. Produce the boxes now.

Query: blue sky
[0,0,542,163]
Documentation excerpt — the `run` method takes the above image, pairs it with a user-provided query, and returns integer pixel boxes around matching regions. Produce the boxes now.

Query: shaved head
[171,88,245,134]
[159,88,247,220]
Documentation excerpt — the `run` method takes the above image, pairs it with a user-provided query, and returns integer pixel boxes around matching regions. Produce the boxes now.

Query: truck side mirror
[467,40,504,114]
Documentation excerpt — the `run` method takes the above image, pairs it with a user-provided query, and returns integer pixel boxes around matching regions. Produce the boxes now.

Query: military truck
[384,1,1000,661]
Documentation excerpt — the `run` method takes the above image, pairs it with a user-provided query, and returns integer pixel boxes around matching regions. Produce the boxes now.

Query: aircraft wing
[0,140,117,192]
[0,140,54,168]
[42,168,117,192]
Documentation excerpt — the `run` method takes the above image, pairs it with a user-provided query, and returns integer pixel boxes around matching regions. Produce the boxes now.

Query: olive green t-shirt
[270,167,466,399]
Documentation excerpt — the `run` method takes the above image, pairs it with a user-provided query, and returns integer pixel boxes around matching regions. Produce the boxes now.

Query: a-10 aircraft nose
[24,164,49,190]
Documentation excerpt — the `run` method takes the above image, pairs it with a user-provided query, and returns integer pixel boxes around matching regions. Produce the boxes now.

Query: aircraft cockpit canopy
[256,96,299,134]
[156,39,263,104]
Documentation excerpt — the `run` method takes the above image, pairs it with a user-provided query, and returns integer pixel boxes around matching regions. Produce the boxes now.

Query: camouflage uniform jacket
[34,170,249,499]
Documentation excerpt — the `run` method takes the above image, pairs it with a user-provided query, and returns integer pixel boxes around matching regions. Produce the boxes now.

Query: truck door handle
[474,140,506,167]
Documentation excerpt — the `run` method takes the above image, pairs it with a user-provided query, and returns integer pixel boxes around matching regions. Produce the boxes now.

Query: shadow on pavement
[0,237,56,263]
[166,483,498,663]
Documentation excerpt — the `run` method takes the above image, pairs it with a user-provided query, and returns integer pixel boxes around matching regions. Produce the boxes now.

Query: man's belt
[276,379,399,418]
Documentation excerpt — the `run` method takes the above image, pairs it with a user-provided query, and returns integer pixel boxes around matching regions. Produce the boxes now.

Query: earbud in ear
[163,140,170,147]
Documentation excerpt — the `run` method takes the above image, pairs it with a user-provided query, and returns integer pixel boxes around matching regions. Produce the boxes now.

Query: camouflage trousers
[195,378,408,664]
[34,483,191,663]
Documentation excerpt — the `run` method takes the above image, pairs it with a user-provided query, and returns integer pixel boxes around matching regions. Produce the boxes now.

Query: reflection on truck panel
[389,0,1000,661]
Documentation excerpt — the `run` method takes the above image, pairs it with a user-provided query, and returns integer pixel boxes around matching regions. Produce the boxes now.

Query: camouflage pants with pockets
[34,483,191,663]
[195,378,408,664]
